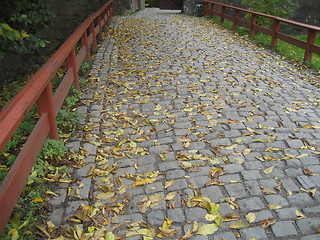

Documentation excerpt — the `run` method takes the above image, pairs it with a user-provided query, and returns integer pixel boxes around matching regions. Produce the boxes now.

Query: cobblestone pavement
[49,8,320,240]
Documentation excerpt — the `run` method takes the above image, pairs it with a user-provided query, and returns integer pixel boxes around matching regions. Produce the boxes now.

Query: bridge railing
[203,0,320,62]
[0,0,114,233]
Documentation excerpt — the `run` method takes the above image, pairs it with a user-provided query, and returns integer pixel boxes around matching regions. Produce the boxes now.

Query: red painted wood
[271,20,281,47]
[304,30,316,62]
[203,0,320,62]
[0,0,114,234]
[0,114,50,234]
[67,49,80,90]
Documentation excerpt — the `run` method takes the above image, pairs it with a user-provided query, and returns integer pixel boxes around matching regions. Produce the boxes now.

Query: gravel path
[49,8,320,240]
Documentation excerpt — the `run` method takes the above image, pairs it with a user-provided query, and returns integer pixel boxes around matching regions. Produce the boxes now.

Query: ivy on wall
[0,0,54,59]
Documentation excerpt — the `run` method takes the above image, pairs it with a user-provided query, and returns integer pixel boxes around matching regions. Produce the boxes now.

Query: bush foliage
[0,0,53,59]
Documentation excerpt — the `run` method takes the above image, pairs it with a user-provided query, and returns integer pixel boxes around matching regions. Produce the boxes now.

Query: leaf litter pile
[45,9,320,240]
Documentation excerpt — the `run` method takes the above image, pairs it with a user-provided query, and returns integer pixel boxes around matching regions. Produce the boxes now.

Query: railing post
[97,15,103,40]
[220,6,226,24]
[249,14,257,37]
[67,49,80,90]
[38,84,58,140]
[89,22,98,52]
[81,32,92,64]
[210,3,214,18]
[304,29,316,62]
[271,19,280,47]
[233,9,240,31]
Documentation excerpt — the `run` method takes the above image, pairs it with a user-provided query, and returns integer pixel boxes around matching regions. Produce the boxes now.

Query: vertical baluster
[249,14,257,37]
[220,6,226,24]
[90,22,98,52]
[304,30,316,62]
[67,49,80,90]
[81,31,92,64]
[233,9,240,31]
[271,19,280,47]
[38,83,58,140]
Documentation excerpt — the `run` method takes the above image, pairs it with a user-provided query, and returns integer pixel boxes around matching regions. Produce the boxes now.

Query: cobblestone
[47,8,320,240]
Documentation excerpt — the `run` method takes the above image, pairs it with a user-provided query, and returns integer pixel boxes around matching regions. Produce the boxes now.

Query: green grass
[209,16,320,71]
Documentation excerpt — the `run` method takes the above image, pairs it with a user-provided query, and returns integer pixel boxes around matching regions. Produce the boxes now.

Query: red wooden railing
[203,0,320,62]
[0,0,114,233]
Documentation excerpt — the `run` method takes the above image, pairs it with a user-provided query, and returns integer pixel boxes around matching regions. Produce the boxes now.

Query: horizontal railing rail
[0,0,114,233]
[203,0,320,62]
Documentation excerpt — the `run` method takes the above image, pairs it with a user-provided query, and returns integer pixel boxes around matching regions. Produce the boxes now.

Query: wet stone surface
[49,8,320,240]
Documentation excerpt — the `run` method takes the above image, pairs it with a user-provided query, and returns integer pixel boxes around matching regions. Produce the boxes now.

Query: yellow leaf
[230,221,251,229]
[268,204,282,210]
[263,166,274,174]
[196,223,218,235]
[295,210,306,219]
[181,161,193,168]
[32,197,44,203]
[164,192,177,200]
[96,192,115,200]
[246,212,256,223]
[155,105,162,111]
[164,179,174,189]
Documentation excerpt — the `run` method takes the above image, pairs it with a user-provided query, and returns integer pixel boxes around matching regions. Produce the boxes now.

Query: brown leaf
[223,212,242,222]
[259,218,276,228]
[303,168,315,176]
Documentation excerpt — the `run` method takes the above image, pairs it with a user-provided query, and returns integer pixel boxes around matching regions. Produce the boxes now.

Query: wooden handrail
[0,0,114,234]
[203,0,320,62]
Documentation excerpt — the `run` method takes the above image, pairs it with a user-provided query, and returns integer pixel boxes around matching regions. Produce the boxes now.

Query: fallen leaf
[295,210,306,219]
[196,223,218,235]
[268,204,282,210]
[106,232,115,240]
[223,212,241,222]
[164,179,175,189]
[303,168,315,176]
[263,166,274,174]
[259,218,276,228]
[164,192,177,200]
[246,212,256,223]
[230,221,250,229]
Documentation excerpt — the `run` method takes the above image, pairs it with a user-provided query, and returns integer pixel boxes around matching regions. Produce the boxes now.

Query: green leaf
[106,232,115,240]
[196,223,218,235]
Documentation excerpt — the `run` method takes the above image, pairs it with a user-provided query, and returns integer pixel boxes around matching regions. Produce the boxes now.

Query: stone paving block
[271,221,298,237]
[78,178,92,199]
[238,197,265,212]
[137,154,157,165]
[245,180,261,195]
[50,188,67,206]
[286,139,304,149]
[167,208,185,223]
[219,173,241,183]
[185,207,208,221]
[83,143,97,155]
[254,210,273,223]
[145,181,164,194]
[264,194,289,207]
[187,175,210,188]
[159,161,181,171]
[239,226,268,240]
[281,178,300,192]
[222,163,244,173]
[303,206,320,215]
[75,163,95,178]
[149,145,170,154]
[241,170,263,180]
[276,207,299,219]
[50,208,64,225]
[147,210,164,226]
[167,179,188,191]
[201,185,224,203]
[213,232,237,240]
[225,183,248,198]
[301,235,320,240]
[64,200,88,221]
[297,175,316,189]
[296,218,320,234]
[166,169,186,180]
[287,193,314,206]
